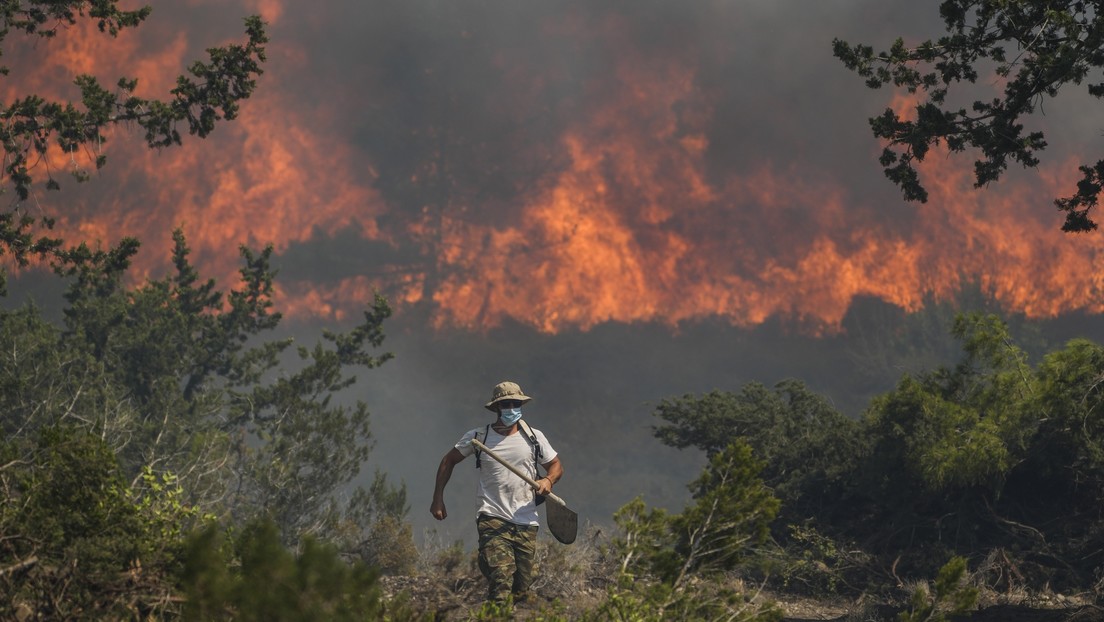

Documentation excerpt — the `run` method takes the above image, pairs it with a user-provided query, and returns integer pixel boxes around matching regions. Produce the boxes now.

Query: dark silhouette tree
[833,0,1104,231]
[0,2,267,290]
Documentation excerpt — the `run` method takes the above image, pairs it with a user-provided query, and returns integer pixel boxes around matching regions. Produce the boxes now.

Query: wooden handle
[471,437,567,507]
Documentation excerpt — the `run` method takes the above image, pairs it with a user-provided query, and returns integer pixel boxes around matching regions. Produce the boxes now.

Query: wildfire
[4,3,1104,334]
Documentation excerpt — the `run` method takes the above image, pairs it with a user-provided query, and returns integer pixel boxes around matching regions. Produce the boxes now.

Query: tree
[1015,335,1104,567]
[0,2,267,289]
[1,228,405,548]
[833,0,1104,231]
[651,313,1104,591]
[0,6,413,614]
[862,313,1035,496]
[841,313,1045,577]
[652,379,864,525]
[604,441,781,622]
[0,230,410,615]
[844,312,1104,585]
[667,442,780,587]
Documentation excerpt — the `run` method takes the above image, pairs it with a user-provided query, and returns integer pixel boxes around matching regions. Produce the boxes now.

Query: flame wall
[4,0,1102,333]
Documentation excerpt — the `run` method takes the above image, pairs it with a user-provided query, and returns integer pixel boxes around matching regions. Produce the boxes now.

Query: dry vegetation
[374,527,1104,622]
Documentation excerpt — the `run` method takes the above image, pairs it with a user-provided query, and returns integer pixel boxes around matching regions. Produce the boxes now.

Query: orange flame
[5,6,1104,335]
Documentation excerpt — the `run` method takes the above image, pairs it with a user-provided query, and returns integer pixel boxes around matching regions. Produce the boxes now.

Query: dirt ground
[768,590,1104,622]
[780,603,1104,621]
[382,574,1104,621]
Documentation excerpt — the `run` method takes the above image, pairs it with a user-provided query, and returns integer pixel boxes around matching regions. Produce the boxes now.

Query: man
[430,381,564,604]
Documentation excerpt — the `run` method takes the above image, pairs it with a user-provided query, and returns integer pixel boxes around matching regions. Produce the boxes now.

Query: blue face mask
[499,407,523,426]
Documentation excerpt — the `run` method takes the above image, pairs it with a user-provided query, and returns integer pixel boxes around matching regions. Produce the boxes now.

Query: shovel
[471,437,578,544]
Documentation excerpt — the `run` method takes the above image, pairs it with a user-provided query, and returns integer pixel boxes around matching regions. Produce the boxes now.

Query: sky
[7,0,1104,543]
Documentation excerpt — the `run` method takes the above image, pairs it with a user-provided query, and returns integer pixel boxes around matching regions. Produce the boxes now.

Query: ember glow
[6,2,1104,333]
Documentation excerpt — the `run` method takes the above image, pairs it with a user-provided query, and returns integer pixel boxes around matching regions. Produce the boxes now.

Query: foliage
[669,442,781,584]
[848,314,1044,570]
[0,427,181,619]
[0,229,407,614]
[134,465,216,544]
[768,523,872,597]
[610,497,672,580]
[833,0,1104,231]
[653,379,864,526]
[180,518,385,621]
[1,229,403,548]
[604,441,781,619]
[650,311,1104,591]
[898,556,979,622]
[1026,337,1104,497]
[11,427,141,566]
[0,3,268,290]
[359,514,418,576]
[841,312,1104,585]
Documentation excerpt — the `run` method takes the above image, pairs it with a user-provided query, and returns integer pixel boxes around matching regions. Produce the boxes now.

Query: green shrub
[602,440,782,620]
[0,427,168,619]
[899,556,979,622]
[180,518,384,621]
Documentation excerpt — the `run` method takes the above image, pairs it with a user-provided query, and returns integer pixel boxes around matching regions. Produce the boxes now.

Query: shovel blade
[545,498,578,544]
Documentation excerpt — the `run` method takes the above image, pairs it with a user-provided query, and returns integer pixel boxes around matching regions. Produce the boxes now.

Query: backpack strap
[517,419,544,466]
[474,424,490,469]
[518,419,547,506]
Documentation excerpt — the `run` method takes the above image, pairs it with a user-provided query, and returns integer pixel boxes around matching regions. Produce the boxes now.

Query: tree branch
[0,555,38,577]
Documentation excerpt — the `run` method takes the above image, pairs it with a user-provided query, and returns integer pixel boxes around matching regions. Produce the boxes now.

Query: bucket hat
[484,381,533,411]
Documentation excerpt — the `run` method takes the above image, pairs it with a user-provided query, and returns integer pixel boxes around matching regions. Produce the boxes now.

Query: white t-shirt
[455,423,558,526]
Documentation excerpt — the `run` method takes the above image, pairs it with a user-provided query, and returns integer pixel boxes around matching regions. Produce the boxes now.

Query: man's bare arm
[430,447,466,520]
[536,456,563,496]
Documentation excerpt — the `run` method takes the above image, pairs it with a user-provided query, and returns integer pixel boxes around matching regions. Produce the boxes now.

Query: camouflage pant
[476,514,539,603]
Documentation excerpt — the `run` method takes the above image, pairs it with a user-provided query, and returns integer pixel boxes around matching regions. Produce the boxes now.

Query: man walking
[430,381,564,604]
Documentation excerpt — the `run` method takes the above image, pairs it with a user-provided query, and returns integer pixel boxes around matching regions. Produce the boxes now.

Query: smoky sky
[14,0,1099,326]
[7,0,1104,542]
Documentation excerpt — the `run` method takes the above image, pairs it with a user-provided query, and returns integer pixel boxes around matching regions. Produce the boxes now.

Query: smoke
[5,0,1104,540]
[361,289,1104,543]
[9,0,1099,329]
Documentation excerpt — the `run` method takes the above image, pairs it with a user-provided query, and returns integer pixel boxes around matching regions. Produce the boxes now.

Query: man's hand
[535,477,553,497]
[430,498,447,520]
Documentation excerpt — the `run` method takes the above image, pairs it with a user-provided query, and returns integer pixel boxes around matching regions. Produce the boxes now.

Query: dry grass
[383,524,617,620]
[383,529,1104,621]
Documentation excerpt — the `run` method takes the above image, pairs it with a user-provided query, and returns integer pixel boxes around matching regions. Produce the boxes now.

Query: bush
[767,523,873,597]
[0,427,176,619]
[600,440,782,620]
[899,557,979,622]
[180,518,385,621]
[360,514,418,575]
